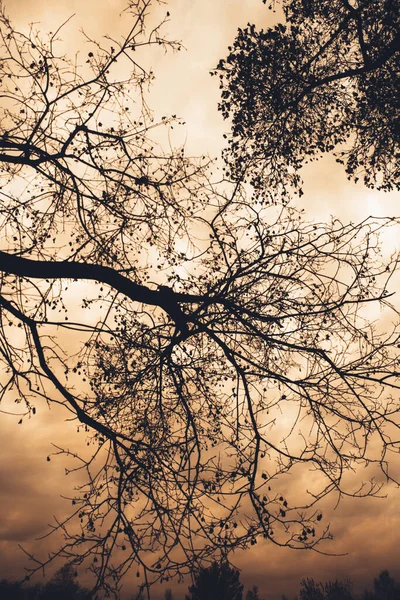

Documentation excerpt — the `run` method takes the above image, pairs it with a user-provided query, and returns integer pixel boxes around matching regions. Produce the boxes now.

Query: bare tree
[0,0,400,597]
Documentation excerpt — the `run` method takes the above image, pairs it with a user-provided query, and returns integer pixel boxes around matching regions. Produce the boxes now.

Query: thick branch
[0,250,201,327]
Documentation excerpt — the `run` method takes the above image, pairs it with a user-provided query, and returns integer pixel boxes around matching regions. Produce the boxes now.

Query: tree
[186,561,243,600]
[324,579,354,600]
[299,579,325,600]
[299,578,354,600]
[0,578,41,600]
[40,563,90,600]
[246,585,263,600]
[0,565,89,600]
[371,571,400,600]
[216,0,399,194]
[0,0,400,597]
[164,589,174,600]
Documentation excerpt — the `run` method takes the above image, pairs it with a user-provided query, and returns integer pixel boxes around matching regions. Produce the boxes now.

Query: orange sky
[1,1,400,599]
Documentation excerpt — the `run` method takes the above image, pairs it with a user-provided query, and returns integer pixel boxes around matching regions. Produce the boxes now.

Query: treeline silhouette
[0,564,90,599]
[2,562,400,600]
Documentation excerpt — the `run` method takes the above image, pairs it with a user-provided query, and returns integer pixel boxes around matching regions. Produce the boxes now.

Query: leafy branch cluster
[216,0,399,194]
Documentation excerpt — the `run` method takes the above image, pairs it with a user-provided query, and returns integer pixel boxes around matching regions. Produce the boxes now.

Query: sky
[1,1,400,599]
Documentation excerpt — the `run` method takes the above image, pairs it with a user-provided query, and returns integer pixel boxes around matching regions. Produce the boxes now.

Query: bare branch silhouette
[0,1,399,596]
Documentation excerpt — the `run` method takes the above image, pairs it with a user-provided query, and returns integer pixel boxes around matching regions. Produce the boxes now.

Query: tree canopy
[0,0,399,596]
[299,577,354,600]
[185,562,243,600]
[216,0,399,194]
[298,572,400,600]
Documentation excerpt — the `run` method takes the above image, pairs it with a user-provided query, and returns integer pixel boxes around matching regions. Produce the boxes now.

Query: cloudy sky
[1,1,400,599]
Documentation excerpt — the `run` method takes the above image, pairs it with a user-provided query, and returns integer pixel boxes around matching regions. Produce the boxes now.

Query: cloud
[0,408,84,579]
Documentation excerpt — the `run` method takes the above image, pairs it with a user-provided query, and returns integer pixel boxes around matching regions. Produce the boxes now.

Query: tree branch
[0,250,200,328]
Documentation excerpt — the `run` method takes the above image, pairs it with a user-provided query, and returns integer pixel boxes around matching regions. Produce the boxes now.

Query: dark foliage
[39,564,90,600]
[366,571,400,600]
[216,0,399,194]
[0,564,90,600]
[299,571,400,600]
[185,561,243,600]
[246,585,265,600]
[299,577,354,600]
[0,579,41,600]
[1,566,400,600]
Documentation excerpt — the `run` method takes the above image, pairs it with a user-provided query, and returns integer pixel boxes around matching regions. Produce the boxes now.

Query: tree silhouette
[299,577,354,600]
[40,563,90,600]
[164,588,174,600]
[185,561,243,600]
[0,579,41,600]
[216,0,399,194]
[246,585,264,600]
[369,571,400,600]
[300,579,325,600]
[0,564,89,600]
[0,0,400,596]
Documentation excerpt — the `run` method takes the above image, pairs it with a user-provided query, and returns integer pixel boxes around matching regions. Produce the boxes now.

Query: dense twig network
[0,0,399,596]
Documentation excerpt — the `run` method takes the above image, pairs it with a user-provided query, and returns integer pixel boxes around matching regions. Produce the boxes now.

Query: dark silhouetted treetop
[370,570,400,600]
[297,571,400,600]
[246,585,265,600]
[164,588,174,600]
[186,561,243,600]
[1,0,400,598]
[216,0,399,195]
[299,577,354,600]
[40,564,90,600]
[0,564,90,599]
